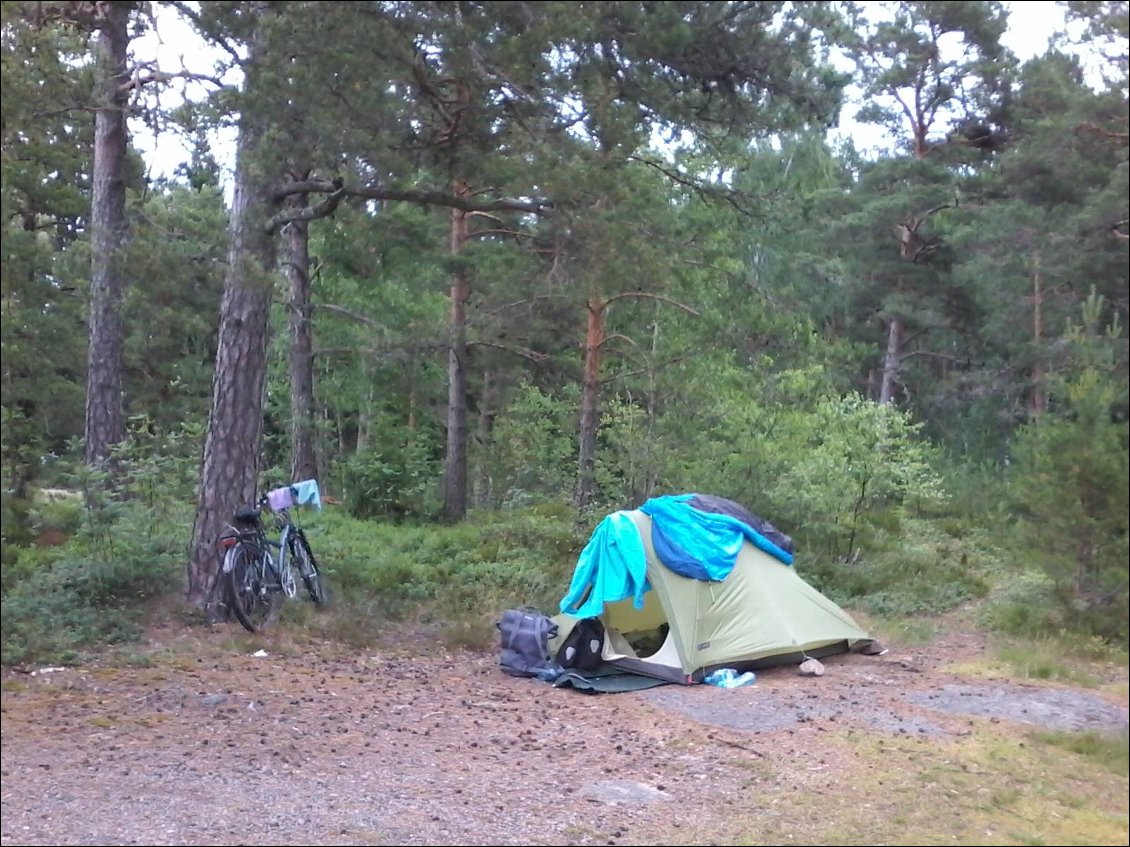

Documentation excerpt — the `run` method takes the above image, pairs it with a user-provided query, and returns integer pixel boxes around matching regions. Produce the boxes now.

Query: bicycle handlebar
[235,481,319,525]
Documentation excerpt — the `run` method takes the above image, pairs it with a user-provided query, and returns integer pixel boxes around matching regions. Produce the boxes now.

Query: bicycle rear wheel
[225,543,283,632]
[290,530,326,605]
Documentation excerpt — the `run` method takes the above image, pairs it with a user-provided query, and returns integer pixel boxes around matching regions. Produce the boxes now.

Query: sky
[1000,0,1070,55]
[832,0,1072,155]
[130,1,1078,184]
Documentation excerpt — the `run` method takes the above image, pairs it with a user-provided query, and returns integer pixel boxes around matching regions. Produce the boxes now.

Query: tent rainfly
[550,494,881,684]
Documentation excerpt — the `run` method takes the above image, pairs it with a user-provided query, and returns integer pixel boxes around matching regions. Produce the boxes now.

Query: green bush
[1005,367,1129,643]
[1,429,196,665]
[803,515,993,617]
[311,501,583,636]
[27,491,85,537]
[471,382,578,509]
[1,541,181,665]
[977,571,1067,636]
[340,424,442,523]
[767,394,949,563]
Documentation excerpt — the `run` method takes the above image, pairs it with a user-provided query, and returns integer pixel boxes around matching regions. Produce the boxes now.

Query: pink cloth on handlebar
[267,486,295,511]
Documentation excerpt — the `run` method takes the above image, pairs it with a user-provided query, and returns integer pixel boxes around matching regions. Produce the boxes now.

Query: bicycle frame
[217,483,326,632]
[224,503,312,585]
[218,508,293,591]
[268,509,300,598]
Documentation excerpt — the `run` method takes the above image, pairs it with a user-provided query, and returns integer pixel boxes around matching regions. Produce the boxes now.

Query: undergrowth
[2,481,1126,672]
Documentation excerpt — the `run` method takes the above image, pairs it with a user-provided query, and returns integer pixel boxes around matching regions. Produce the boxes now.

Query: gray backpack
[497,608,559,678]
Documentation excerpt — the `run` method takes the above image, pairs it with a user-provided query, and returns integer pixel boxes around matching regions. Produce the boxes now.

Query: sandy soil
[1,618,1126,846]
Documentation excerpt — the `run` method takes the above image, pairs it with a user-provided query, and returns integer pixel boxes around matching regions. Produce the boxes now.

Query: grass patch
[993,639,1107,687]
[717,728,1129,846]
[1031,729,1130,777]
[957,632,1130,689]
[297,501,583,650]
[857,613,940,649]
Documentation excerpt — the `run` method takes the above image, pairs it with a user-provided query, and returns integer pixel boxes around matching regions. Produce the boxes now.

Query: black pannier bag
[555,616,605,671]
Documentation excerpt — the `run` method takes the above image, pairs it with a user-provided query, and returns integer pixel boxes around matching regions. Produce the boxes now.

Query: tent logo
[696,641,711,651]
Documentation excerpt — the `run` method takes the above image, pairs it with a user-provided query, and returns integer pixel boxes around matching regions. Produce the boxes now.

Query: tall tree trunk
[283,194,318,483]
[472,367,495,508]
[406,354,417,430]
[879,316,902,405]
[185,9,279,613]
[574,295,605,511]
[1030,251,1047,416]
[443,181,471,521]
[83,0,131,473]
[356,361,372,454]
[632,314,661,504]
[877,106,938,408]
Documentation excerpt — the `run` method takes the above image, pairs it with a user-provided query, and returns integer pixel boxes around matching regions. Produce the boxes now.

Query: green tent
[550,503,880,685]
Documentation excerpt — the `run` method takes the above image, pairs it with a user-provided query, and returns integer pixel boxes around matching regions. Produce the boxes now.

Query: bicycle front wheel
[225,543,283,632]
[290,530,326,605]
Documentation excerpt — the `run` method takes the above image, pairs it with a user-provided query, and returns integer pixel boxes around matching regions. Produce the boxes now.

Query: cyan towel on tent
[641,494,794,581]
[559,511,649,619]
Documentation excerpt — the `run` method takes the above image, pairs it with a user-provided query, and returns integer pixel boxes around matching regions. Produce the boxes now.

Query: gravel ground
[1,622,1127,846]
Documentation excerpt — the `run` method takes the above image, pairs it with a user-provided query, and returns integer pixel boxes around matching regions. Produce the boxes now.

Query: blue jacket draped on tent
[559,511,649,619]
[559,494,793,619]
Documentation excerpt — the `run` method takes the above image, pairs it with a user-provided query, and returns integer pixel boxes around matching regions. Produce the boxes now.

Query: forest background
[0,0,1127,670]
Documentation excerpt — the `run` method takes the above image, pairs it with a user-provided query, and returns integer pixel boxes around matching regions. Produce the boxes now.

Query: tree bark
[283,194,318,483]
[356,362,372,454]
[472,367,495,508]
[443,181,471,521]
[574,295,605,511]
[185,8,280,614]
[83,0,131,473]
[879,316,902,405]
[1030,251,1047,416]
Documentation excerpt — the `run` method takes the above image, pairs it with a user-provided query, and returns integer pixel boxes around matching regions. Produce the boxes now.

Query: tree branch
[468,210,506,227]
[317,302,383,329]
[266,180,551,232]
[268,187,349,230]
[1076,122,1130,144]
[901,348,968,363]
[603,291,701,316]
[468,227,547,246]
[598,332,636,351]
[467,340,549,363]
[628,154,758,215]
[120,68,227,92]
[605,353,695,384]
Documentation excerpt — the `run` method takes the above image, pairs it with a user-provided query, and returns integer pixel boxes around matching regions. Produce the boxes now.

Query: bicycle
[218,483,327,633]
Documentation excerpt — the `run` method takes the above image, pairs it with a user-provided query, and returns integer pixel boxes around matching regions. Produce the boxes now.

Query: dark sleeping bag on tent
[640,493,794,581]
[687,493,794,555]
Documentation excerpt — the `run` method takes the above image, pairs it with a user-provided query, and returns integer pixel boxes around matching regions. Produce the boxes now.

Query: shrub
[803,515,993,617]
[340,425,442,523]
[1,543,180,665]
